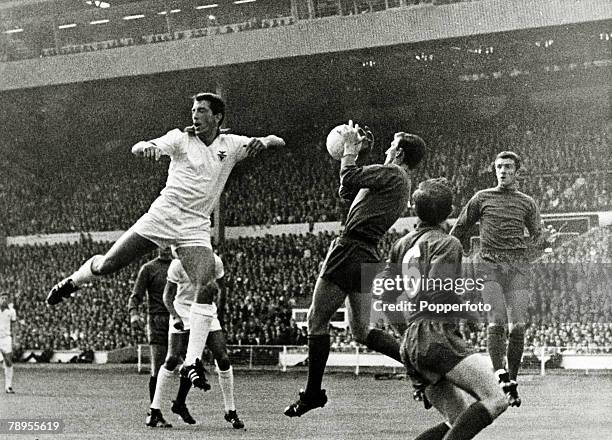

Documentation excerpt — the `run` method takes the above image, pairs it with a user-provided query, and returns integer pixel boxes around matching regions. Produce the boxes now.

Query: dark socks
[305,334,330,396]
[415,422,450,440]
[507,331,525,381]
[175,376,192,405]
[148,376,157,403]
[365,329,402,363]
[444,402,493,440]
[487,326,507,372]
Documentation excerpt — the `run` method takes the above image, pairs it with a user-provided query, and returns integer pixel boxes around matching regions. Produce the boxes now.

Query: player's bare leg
[1,350,15,393]
[414,380,473,440]
[347,290,403,363]
[207,330,244,429]
[175,246,216,389]
[439,354,509,440]
[284,277,346,417]
[47,231,158,305]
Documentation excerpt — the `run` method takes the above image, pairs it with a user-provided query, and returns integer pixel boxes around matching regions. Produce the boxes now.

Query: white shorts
[170,302,222,334]
[129,198,212,250]
[0,336,12,353]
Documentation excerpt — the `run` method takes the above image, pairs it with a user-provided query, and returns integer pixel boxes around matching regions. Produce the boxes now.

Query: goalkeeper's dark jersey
[384,225,479,323]
[338,163,410,245]
[128,257,171,316]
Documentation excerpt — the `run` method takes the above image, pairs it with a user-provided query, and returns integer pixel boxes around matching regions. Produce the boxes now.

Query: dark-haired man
[450,151,554,407]
[285,122,426,417]
[385,178,508,440]
[48,92,285,388]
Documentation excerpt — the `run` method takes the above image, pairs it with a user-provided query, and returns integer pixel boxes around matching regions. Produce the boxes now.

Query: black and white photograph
[0,0,610,439]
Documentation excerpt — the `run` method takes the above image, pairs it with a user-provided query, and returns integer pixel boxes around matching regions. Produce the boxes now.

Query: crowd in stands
[2,115,610,236]
[3,224,611,359]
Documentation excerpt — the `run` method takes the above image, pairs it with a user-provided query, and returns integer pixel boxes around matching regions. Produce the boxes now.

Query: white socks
[151,367,174,410]
[217,366,235,412]
[184,303,215,366]
[4,365,13,390]
[71,255,102,286]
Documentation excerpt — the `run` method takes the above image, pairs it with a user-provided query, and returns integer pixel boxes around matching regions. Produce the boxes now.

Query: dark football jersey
[384,225,480,322]
[339,163,410,245]
[128,257,171,316]
[450,186,542,255]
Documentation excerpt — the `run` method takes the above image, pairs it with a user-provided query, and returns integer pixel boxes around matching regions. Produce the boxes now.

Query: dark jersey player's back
[387,225,479,322]
[339,163,411,245]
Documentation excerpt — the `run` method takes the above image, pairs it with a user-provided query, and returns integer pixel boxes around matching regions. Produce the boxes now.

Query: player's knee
[3,357,13,367]
[164,355,181,371]
[508,322,526,337]
[93,255,118,275]
[488,323,507,334]
[216,356,231,372]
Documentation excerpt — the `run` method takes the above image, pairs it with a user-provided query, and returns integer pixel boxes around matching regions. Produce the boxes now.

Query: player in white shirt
[47,92,284,387]
[148,254,244,430]
[0,293,18,394]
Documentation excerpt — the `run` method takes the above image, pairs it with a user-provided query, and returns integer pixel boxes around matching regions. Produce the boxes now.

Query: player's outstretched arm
[131,141,163,161]
[245,135,286,157]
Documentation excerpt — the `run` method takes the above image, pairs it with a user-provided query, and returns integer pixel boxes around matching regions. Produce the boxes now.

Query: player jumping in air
[0,293,18,394]
[284,121,425,417]
[148,253,244,430]
[47,93,285,390]
[383,178,508,440]
[450,151,555,407]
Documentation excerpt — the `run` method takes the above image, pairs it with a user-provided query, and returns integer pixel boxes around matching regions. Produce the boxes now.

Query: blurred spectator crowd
[2,225,610,356]
[1,115,610,236]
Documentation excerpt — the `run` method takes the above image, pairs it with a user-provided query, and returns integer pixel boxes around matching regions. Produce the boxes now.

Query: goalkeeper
[285,121,425,417]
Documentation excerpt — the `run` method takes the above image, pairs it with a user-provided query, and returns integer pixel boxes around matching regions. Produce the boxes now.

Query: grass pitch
[3,364,611,439]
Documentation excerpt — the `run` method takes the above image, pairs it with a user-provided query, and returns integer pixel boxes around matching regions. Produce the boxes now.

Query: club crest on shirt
[217,151,227,161]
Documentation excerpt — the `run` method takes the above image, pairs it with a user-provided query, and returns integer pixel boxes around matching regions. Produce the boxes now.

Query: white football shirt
[0,306,17,338]
[167,256,224,309]
[149,129,250,219]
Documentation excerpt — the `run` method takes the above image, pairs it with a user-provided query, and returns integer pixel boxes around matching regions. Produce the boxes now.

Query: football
[326,124,350,160]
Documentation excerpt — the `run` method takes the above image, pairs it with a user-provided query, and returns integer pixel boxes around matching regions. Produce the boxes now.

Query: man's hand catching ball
[342,120,368,157]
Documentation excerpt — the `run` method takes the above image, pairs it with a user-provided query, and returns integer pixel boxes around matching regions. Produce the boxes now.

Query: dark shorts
[319,236,380,293]
[148,314,170,346]
[400,319,476,385]
[476,251,529,293]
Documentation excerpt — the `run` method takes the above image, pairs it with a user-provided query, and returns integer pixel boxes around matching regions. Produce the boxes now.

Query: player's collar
[415,221,442,231]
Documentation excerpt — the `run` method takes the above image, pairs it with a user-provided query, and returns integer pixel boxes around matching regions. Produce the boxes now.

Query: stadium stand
[0,0,479,62]
[1,114,610,235]
[3,225,610,354]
